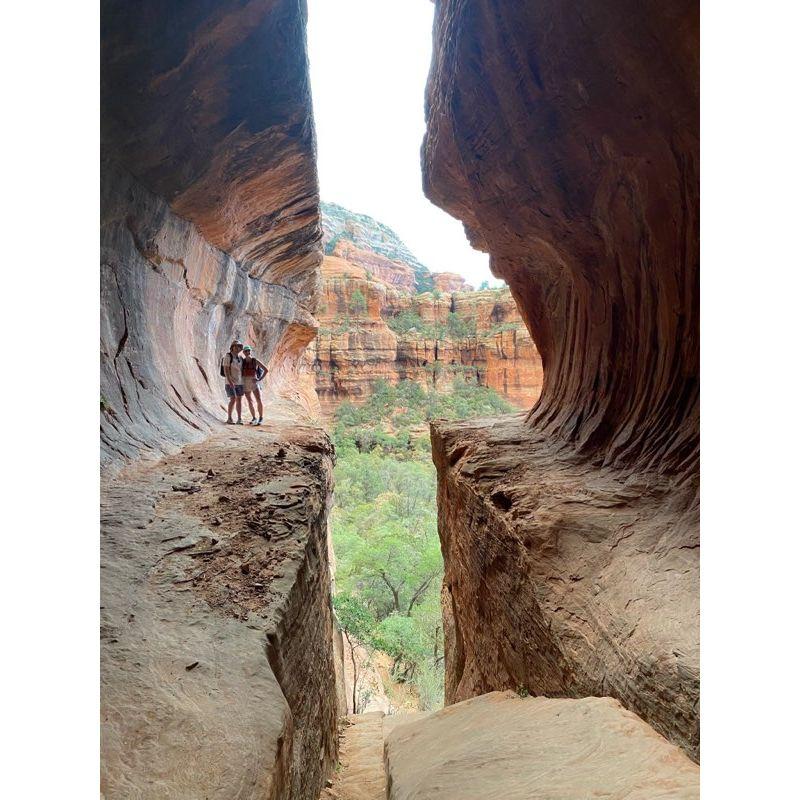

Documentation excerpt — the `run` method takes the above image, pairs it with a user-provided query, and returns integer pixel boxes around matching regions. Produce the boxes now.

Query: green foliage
[384,310,477,341]
[385,310,432,336]
[349,289,367,316]
[334,594,377,644]
[487,321,521,336]
[332,378,513,456]
[446,311,477,339]
[330,376,516,710]
[478,280,490,290]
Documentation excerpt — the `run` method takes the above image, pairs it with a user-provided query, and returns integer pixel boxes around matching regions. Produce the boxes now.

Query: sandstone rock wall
[424,0,700,760]
[310,256,543,413]
[424,0,699,474]
[101,164,320,470]
[101,0,322,472]
[101,425,340,799]
[101,3,342,798]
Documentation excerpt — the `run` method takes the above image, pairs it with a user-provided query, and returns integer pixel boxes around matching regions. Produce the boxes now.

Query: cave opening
[99,0,699,793]
[306,0,543,714]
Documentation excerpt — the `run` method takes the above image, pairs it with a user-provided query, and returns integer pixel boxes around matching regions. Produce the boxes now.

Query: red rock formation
[330,240,417,292]
[101,0,322,469]
[100,3,339,798]
[310,256,542,413]
[432,272,473,293]
[424,0,700,760]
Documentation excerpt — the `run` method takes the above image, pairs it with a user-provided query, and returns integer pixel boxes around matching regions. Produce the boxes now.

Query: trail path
[320,713,426,800]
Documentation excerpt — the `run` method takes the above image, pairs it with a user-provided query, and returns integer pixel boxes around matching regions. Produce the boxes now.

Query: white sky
[306,0,499,288]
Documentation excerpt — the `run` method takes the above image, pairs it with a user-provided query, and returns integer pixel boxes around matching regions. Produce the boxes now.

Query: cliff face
[101,0,322,471]
[424,0,700,760]
[310,255,542,413]
[101,3,342,798]
[424,0,699,474]
[321,201,435,293]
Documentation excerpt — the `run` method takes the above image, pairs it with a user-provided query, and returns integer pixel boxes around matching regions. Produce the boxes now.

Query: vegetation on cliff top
[330,379,513,711]
[384,309,478,340]
[321,201,435,293]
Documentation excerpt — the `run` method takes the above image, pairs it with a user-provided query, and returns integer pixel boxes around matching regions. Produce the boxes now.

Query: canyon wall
[310,206,543,413]
[101,3,342,798]
[311,256,542,412]
[101,0,322,472]
[425,0,700,760]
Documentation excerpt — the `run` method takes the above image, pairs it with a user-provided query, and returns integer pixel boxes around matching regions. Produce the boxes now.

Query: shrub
[349,289,367,316]
[446,311,477,339]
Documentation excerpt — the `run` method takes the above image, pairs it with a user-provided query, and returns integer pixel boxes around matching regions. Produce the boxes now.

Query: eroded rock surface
[101,0,321,471]
[424,0,700,760]
[101,423,339,799]
[384,691,699,800]
[424,0,699,472]
[432,416,699,759]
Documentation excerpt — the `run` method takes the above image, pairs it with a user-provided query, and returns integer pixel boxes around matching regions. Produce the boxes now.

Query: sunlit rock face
[433,272,473,293]
[425,0,700,760]
[101,0,322,471]
[310,255,543,414]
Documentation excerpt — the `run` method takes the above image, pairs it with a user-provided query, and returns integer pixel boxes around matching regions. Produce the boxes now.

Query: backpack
[220,353,234,377]
[256,364,266,381]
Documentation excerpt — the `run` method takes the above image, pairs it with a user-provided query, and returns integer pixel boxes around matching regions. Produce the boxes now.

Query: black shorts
[225,384,244,398]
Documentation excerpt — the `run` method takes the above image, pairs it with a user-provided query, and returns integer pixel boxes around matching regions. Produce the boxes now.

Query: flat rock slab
[101,423,337,799]
[384,692,699,800]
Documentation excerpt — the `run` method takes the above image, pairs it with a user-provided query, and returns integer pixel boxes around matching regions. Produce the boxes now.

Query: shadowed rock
[423,0,700,760]
[101,0,322,471]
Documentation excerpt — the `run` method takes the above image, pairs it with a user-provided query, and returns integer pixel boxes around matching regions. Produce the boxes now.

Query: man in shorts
[222,340,245,424]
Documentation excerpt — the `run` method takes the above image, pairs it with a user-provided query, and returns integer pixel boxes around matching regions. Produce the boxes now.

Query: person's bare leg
[227,395,236,422]
[235,395,243,422]
[254,388,263,421]
[244,391,256,420]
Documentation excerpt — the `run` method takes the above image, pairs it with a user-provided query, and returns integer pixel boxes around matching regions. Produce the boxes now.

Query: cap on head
[243,345,252,352]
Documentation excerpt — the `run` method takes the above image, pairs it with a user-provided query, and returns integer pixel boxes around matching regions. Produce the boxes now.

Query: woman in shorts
[241,345,268,425]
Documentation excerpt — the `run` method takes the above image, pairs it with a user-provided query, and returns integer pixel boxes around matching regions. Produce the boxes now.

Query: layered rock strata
[424,0,700,760]
[384,691,699,799]
[311,256,542,413]
[424,0,699,473]
[321,201,434,293]
[101,424,340,799]
[101,0,322,471]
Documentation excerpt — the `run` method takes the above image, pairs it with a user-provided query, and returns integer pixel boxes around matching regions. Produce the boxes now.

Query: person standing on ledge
[241,344,267,425]
[222,340,244,424]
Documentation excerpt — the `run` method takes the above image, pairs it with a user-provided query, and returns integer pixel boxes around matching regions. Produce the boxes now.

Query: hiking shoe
[256,418,263,425]
[225,419,234,425]
[236,420,243,425]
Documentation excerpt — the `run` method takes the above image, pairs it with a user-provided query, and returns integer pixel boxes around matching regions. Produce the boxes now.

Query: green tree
[349,288,367,316]
[330,377,515,708]
[334,593,377,712]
